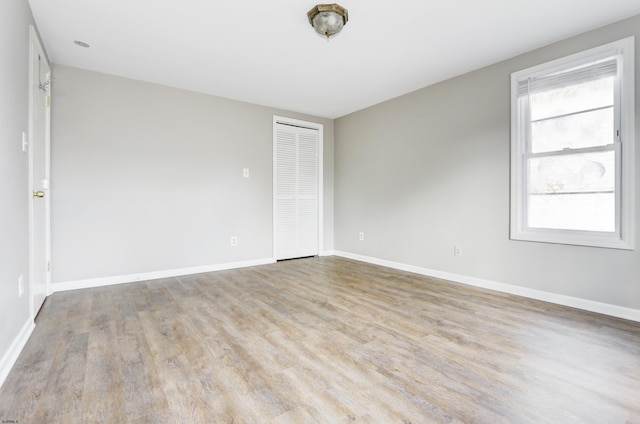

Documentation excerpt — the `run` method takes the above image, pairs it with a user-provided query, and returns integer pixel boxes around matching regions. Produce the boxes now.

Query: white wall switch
[21,131,28,152]
[243,168,250,178]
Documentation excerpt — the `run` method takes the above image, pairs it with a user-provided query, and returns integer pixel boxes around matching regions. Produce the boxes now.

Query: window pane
[528,193,615,232]
[527,151,615,232]
[530,76,614,121]
[528,151,614,194]
[531,107,614,153]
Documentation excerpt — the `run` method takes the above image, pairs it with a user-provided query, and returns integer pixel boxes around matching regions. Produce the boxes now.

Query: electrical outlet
[454,245,462,257]
[230,236,238,246]
[18,275,24,297]
[359,232,364,241]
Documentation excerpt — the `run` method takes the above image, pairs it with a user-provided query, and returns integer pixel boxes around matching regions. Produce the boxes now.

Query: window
[511,37,635,249]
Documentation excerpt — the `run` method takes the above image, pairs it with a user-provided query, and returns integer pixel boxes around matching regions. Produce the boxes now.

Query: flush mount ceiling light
[307,3,348,39]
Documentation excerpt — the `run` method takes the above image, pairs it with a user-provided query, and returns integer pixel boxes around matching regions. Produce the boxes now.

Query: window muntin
[510,37,634,249]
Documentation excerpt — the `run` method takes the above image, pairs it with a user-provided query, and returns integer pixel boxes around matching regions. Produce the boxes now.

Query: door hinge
[47,261,51,272]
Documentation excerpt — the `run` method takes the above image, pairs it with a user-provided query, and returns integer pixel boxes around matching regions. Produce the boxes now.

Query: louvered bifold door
[275,124,318,260]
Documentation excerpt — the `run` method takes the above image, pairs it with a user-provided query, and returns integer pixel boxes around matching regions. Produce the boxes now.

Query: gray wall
[0,0,36,370]
[51,65,334,283]
[335,14,640,310]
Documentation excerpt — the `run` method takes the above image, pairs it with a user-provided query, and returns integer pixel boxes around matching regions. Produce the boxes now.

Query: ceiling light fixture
[307,3,348,39]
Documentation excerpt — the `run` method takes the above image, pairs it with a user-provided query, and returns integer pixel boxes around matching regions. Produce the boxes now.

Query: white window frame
[510,37,635,250]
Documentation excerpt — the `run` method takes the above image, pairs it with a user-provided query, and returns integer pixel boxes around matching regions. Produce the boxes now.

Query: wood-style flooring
[0,256,639,423]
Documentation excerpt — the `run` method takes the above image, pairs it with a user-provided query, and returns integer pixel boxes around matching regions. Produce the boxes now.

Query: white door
[29,27,51,317]
[274,122,319,260]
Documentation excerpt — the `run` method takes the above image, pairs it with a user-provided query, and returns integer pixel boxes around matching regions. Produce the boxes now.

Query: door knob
[33,191,45,198]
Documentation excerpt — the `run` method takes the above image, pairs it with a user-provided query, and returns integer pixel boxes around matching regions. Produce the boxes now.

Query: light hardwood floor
[0,256,639,423]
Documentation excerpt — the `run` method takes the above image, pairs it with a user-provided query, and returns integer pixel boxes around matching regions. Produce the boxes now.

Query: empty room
[1,0,640,422]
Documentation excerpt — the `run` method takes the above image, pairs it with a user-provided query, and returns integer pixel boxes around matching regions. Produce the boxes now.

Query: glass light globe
[312,11,344,37]
[307,4,349,39]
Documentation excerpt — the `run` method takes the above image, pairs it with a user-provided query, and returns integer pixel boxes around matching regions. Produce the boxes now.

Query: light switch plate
[22,132,28,152]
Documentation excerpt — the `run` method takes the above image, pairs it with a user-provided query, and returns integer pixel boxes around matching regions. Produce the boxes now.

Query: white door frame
[28,25,52,318]
[273,115,324,259]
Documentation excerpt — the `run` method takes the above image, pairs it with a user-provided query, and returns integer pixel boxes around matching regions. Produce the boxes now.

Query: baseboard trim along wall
[0,319,35,390]
[53,257,276,293]
[333,251,640,323]
[5,251,636,391]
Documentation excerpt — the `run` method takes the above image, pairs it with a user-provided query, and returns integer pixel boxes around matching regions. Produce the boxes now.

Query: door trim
[28,25,52,319]
[272,115,324,260]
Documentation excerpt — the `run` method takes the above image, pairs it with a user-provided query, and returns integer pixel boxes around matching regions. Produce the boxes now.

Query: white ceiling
[28,0,640,119]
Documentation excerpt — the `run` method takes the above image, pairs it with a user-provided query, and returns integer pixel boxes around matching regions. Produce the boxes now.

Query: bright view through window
[511,37,634,249]
[528,68,615,231]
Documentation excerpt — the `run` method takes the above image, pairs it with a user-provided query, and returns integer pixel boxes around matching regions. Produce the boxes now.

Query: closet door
[274,123,318,260]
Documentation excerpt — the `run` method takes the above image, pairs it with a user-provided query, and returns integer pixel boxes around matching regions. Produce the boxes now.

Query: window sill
[510,228,634,250]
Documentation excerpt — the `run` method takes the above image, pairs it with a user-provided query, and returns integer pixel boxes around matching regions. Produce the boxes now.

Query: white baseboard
[333,251,640,322]
[0,319,35,390]
[48,250,640,320]
[53,257,276,293]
